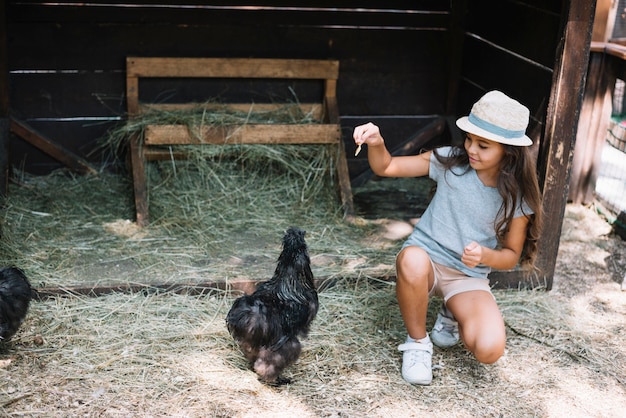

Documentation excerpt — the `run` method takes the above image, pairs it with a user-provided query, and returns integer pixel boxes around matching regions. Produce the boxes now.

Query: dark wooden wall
[457,1,561,140]
[6,1,453,175]
[5,1,561,174]
[1,0,596,289]
[0,2,9,194]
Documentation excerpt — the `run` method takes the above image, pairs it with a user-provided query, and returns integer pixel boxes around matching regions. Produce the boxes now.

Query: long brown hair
[433,143,543,271]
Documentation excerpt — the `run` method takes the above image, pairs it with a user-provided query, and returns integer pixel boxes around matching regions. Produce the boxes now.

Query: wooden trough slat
[143,124,341,145]
[126,57,339,80]
[140,103,325,120]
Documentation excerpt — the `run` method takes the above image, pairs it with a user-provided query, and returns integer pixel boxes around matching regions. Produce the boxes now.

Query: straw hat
[456,90,532,146]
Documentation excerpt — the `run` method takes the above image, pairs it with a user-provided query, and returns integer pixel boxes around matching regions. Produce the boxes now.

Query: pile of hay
[1,102,405,290]
[2,272,625,416]
[1,104,625,416]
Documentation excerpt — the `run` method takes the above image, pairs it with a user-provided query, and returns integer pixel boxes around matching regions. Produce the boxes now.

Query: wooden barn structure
[0,1,596,290]
[569,0,626,237]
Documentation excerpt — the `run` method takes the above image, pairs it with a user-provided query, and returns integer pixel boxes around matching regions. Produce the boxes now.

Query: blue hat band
[468,113,526,139]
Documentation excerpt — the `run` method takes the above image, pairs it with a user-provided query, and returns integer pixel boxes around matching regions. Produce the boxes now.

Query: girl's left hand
[462,241,483,268]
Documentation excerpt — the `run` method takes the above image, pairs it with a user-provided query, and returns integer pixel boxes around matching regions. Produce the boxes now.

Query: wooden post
[325,78,355,220]
[537,0,597,290]
[0,2,9,200]
[129,132,149,227]
[568,44,615,204]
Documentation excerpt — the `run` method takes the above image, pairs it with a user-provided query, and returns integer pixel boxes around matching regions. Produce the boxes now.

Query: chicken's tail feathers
[225,296,270,341]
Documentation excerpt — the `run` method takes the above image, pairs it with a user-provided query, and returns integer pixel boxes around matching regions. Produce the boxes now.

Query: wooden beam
[126,57,339,80]
[126,74,139,116]
[327,95,355,220]
[536,0,597,290]
[30,270,544,300]
[324,79,339,123]
[9,118,98,175]
[129,132,149,227]
[0,1,9,199]
[0,119,8,200]
[33,276,340,300]
[592,0,618,42]
[140,103,325,120]
[488,269,550,290]
[143,124,341,145]
[568,47,614,204]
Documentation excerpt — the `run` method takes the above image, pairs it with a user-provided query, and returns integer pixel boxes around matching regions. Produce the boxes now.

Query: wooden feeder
[125,57,354,226]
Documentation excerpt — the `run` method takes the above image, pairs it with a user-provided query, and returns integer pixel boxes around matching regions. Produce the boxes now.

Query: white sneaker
[397,340,433,385]
[431,307,459,348]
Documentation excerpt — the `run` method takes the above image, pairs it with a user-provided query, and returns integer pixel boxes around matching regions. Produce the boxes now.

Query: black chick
[226,227,318,385]
[0,266,33,342]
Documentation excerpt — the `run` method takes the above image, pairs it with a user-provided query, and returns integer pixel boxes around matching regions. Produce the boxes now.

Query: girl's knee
[463,329,505,364]
[396,247,431,284]
[450,292,505,364]
[473,339,505,364]
[396,246,429,271]
[458,319,506,363]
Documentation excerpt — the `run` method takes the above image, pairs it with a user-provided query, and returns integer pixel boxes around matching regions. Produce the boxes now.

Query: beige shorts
[428,260,494,303]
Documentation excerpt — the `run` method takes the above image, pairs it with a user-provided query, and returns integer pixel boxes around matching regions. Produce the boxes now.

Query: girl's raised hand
[353,122,384,149]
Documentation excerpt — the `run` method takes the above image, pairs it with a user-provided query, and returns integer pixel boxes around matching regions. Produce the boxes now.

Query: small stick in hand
[354,144,362,157]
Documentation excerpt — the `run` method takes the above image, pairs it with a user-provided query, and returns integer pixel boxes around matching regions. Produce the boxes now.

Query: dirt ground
[1,170,625,417]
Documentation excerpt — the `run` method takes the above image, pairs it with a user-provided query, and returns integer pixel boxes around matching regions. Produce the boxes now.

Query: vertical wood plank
[324,79,337,121]
[126,76,139,116]
[569,47,615,204]
[587,48,617,204]
[0,1,9,199]
[126,57,143,223]
[326,94,354,220]
[129,132,149,227]
[325,77,354,219]
[537,0,597,289]
[0,118,8,200]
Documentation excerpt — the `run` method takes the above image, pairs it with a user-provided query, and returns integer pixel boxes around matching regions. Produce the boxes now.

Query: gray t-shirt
[402,146,531,278]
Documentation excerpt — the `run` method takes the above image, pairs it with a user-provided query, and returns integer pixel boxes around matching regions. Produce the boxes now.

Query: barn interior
[2,2,626,417]
[1,1,598,292]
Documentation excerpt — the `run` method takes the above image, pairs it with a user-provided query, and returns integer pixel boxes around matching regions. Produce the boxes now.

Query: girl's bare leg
[395,246,435,340]
[446,290,506,363]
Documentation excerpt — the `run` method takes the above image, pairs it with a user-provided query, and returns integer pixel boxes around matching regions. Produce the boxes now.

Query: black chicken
[0,266,33,342]
[226,227,318,385]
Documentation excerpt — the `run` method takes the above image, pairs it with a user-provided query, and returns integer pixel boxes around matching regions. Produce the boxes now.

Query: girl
[353,90,543,385]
